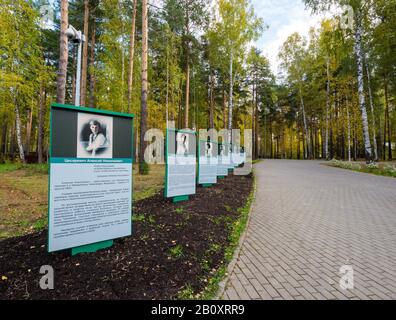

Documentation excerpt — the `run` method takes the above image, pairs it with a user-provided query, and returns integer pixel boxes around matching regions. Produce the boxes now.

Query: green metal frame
[71,240,114,256]
[197,139,218,186]
[164,128,197,202]
[172,195,189,203]
[217,142,229,178]
[48,103,134,255]
[51,103,134,118]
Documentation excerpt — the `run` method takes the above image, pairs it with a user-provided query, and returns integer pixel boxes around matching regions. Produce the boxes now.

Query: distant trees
[303,0,374,163]
[209,0,263,133]
[264,0,395,163]
[0,0,394,164]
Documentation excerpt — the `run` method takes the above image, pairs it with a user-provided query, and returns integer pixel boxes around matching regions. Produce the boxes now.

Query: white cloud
[251,0,328,75]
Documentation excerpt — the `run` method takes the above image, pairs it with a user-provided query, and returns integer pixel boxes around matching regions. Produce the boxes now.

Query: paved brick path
[221,160,396,300]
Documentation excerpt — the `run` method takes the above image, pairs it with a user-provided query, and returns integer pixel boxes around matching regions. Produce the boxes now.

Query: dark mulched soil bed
[0,174,253,300]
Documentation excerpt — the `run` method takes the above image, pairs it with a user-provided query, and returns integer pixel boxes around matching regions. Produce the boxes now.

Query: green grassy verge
[178,175,256,300]
[326,159,396,178]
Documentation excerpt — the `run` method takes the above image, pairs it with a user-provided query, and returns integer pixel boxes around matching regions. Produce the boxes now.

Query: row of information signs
[47,104,246,253]
[165,129,246,200]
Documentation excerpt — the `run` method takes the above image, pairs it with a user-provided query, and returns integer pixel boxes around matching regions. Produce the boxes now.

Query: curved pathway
[221,160,396,300]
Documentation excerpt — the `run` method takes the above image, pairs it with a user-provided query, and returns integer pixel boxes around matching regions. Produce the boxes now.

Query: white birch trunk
[139,0,148,173]
[325,59,330,160]
[14,102,25,163]
[300,88,310,159]
[80,0,89,106]
[166,41,169,128]
[37,81,45,163]
[228,47,233,143]
[365,61,378,161]
[354,15,372,162]
[346,99,351,162]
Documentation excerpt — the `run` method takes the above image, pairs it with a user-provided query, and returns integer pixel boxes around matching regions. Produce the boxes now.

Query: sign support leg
[71,240,113,256]
[173,195,189,203]
[201,184,213,188]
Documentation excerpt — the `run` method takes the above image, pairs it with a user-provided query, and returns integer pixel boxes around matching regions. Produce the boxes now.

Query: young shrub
[351,163,362,171]
[366,163,379,170]
[341,161,353,170]
[384,165,396,176]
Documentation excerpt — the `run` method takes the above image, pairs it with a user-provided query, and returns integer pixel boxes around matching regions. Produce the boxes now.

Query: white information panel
[48,160,132,252]
[198,140,217,185]
[217,143,229,176]
[166,154,196,197]
[165,130,197,198]
[48,105,134,252]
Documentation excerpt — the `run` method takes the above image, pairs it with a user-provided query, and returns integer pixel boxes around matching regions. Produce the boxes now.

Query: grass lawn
[0,163,165,240]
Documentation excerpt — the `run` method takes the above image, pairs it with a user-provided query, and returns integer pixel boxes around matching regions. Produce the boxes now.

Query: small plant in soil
[147,215,155,224]
[175,222,184,229]
[175,207,184,214]
[132,214,145,222]
[169,244,184,259]
[201,259,211,273]
[177,285,195,299]
[223,205,233,212]
[140,234,149,241]
[209,243,221,253]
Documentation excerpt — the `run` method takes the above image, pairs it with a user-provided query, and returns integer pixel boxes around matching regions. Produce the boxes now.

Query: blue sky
[251,0,327,74]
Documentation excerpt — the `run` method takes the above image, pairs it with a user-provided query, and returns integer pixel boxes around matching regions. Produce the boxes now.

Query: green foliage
[366,162,379,170]
[0,163,48,174]
[169,244,184,259]
[139,162,150,175]
[0,0,394,165]
[384,165,396,175]
[33,217,47,231]
[175,207,184,214]
[329,160,396,178]
[132,214,146,222]
[177,284,195,300]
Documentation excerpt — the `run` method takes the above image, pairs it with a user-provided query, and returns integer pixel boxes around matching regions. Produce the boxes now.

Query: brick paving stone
[221,160,396,300]
[226,286,240,300]
[244,285,261,299]
[278,288,294,300]
[257,289,272,300]
[263,284,280,298]
[282,282,301,297]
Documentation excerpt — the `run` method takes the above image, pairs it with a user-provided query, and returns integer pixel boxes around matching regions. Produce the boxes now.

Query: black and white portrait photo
[205,142,212,157]
[176,132,189,156]
[77,113,113,158]
[219,144,226,157]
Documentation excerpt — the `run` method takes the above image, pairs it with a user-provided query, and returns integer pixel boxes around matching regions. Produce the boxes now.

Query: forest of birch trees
[0,0,395,166]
